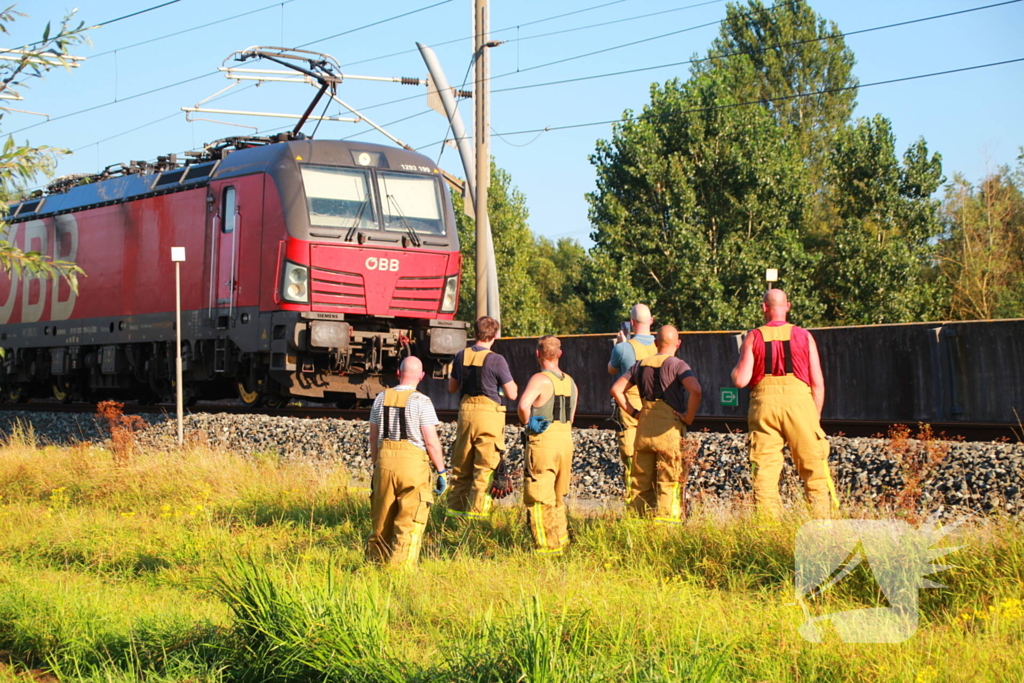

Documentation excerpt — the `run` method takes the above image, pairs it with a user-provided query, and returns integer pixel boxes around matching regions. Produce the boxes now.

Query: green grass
[0,430,1021,682]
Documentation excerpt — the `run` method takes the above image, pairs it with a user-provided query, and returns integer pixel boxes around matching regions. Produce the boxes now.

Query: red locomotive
[0,134,466,405]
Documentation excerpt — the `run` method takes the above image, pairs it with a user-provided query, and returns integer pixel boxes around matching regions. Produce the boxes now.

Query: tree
[452,163,547,337]
[588,0,946,329]
[530,237,592,334]
[937,158,1024,320]
[587,64,821,331]
[0,7,87,291]
[815,117,945,324]
[452,163,595,336]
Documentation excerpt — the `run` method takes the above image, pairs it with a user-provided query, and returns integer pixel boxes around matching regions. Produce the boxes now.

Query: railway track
[0,401,1017,442]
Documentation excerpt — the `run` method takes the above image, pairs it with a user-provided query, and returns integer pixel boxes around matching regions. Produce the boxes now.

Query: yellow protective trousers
[748,375,839,518]
[616,396,641,502]
[631,399,687,523]
[523,420,573,553]
[616,339,657,500]
[447,395,506,518]
[366,439,433,566]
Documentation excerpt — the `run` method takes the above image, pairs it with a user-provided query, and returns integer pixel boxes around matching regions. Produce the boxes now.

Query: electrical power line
[5,0,455,137]
[9,71,220,135]
[13,0,183,51]
[507,0,725,48]
[91,1,183,29]
[492,0,1023,94]
[295,0,454,49]
[344,0,679,67]
[348,0,1020,118]
[92,1,299,59]
[419,56,1024,150]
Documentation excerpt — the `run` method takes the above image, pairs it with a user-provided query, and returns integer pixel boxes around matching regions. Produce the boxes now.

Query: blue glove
[433,470,449,496]
[527,415,551,435]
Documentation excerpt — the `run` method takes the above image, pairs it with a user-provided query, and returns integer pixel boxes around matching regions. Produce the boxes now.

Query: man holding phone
[607,304,656,502]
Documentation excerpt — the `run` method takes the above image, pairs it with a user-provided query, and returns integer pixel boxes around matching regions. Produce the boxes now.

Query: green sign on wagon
[720,387,739,407]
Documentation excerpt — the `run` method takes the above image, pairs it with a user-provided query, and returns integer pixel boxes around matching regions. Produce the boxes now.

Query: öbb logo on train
[0,217,79,324]
[365,257,399,272]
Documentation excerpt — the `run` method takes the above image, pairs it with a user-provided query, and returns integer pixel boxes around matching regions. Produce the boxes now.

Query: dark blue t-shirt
[452,345,513,403]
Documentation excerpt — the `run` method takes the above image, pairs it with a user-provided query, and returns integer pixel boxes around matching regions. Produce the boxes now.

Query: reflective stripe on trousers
[366,440,433,566]
[523,421,573,553]
[748,375,839,518]
[616,393,643,503]
[630,399,687,523]
[447,395,506,518]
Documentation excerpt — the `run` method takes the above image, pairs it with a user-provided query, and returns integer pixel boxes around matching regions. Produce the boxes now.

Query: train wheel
[263,394,286,409]
[237,378,263,407]
[5,385,28,404]
[51,378,73,404]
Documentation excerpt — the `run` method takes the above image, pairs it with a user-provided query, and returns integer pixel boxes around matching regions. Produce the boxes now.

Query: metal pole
[175,260,184,447]
[474,0,490,320]
[417,41,500,322]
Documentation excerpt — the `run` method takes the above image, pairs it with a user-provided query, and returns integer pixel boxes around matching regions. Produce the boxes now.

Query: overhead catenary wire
[294,0,454,49]
[343,0,1021,119]
[11,0,183,51]
[91,1,299,59]
[344,0,720,67]
[417,57,1024,150]
[5,0,457,136]
[492,0,1024,94]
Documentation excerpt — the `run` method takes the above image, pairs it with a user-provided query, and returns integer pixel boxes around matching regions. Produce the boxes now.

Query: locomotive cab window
[222,187,237,233]
[301,166,377,230]
[377,172,445,236]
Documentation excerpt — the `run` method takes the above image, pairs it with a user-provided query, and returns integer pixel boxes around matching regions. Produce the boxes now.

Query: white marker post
[766,268,779,290]
[171,247,186,447]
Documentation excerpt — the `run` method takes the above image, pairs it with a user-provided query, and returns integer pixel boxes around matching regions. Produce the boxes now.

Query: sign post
[766,268,779,290]
[171,247,186,447]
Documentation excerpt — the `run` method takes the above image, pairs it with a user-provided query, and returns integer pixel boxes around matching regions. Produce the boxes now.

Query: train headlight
[439,274,458,313]
[282,262,309,303]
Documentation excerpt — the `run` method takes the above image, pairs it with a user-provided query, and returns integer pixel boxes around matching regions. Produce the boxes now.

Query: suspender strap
[461,348,491,396]
[763,339,794,377]
[382,389,412,441]
[542,370,573,423]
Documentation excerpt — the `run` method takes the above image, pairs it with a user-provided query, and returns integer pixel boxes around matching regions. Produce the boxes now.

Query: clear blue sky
[5,0,1023,246]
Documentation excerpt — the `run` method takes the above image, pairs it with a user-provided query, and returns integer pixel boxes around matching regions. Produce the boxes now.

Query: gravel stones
[1,410,1022,516]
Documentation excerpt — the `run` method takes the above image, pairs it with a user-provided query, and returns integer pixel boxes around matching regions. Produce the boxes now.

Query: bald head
[655,324,680,353]
[762,289,791,322]
[398,356,425,385]
[630,304,652,325]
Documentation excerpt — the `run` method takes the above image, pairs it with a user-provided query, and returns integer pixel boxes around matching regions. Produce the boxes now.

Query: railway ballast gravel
[1,410,1021,516]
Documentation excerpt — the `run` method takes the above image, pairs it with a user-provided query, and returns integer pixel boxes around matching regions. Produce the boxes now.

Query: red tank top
[750,321,812,387]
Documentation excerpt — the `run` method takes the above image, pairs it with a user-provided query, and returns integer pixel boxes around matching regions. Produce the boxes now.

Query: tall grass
[0,439,1021,681]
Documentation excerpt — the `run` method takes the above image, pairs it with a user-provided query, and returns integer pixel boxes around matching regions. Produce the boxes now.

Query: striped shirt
[368,386,440,451]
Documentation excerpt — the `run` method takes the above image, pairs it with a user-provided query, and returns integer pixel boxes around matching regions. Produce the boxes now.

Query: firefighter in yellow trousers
[732,289,839,518]
[518,336,578,554]
[366,357,448,566]
[446,316,519,519]
[607,304,657,501]
[611,325,702,523]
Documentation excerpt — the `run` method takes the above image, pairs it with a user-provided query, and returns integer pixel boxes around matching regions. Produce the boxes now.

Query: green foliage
[0,442,1023,681]
[0,8,88,294]
[587,0,948,329]
[937,156,1024,320]
[587,66,821,331]
[453,164,592,336]
[815,117,946,324]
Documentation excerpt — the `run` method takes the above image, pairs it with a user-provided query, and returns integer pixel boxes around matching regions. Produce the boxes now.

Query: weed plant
[0,432,1020,682]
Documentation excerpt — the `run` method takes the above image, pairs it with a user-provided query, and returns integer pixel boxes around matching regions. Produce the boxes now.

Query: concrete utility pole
[474,0,494,321]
